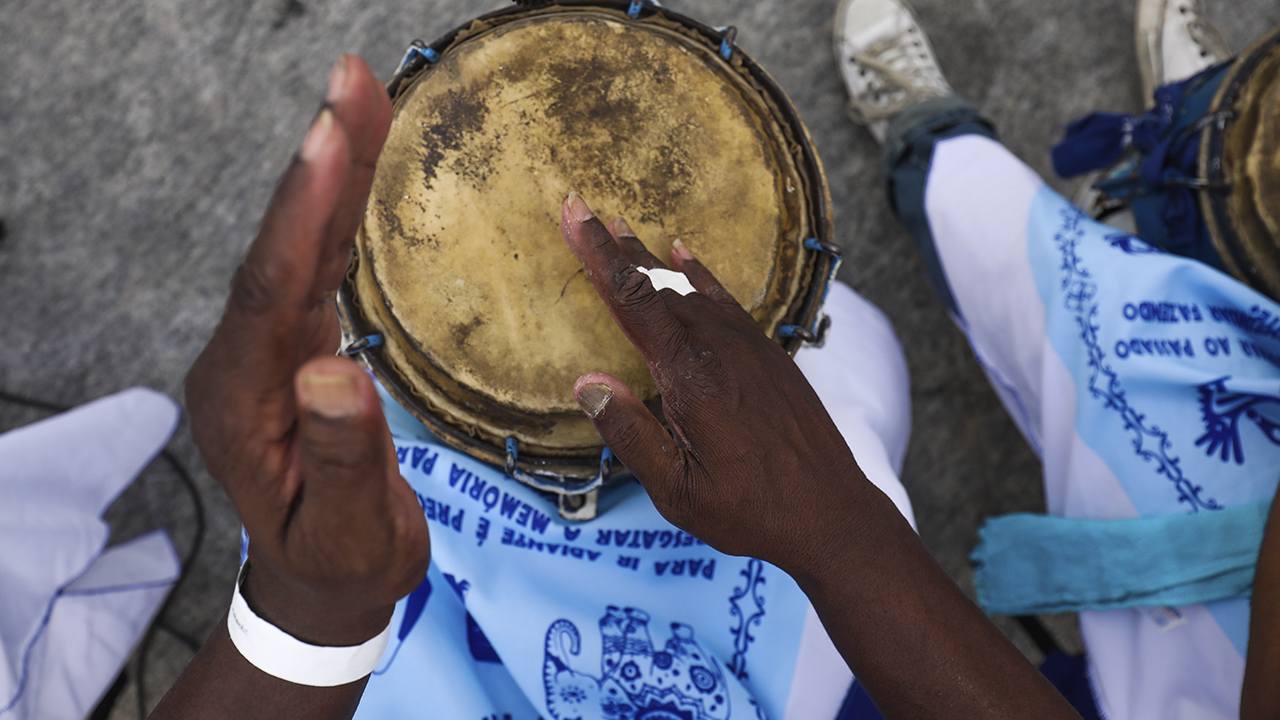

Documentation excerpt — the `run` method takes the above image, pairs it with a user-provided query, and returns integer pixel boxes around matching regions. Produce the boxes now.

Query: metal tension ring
[779,238,843,347]
[504,438,615,520]
[714,26,738,60]
[342,334,384,356]
[395,40,440,74]
[386,40,441,98]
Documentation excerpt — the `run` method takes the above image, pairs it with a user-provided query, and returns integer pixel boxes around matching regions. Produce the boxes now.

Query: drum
[1200,25,1280,300]
[338,0,839,519]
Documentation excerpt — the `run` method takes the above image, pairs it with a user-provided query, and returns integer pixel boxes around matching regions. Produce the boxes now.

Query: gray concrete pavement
[2,0,1279,716]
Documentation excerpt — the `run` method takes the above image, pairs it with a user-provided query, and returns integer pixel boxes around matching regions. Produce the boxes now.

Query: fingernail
[672,238,694,262]
[299,371,361,418]
[614,217,636,237]
[326,55,349,103]
[566,191,594,223]
[300,108,335,163]
[576,383,613,418]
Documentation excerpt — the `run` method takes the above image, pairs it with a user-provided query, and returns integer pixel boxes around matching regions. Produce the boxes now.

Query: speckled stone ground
[2,0,1278,716]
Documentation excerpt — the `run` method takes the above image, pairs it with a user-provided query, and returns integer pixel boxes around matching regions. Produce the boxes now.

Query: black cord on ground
[135,445,207,718]
[0,388,207,720]
[88,669,129,720]
[1014,614,1064,659]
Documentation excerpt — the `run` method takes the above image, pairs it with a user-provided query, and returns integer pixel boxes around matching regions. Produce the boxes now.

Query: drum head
[346,6,821,471]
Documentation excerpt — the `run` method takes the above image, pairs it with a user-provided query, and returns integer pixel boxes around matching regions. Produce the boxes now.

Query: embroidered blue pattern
[1195,376,1280,464]
[542,607,730,720]
[726,559,767,681]
[1053,206,1221,512]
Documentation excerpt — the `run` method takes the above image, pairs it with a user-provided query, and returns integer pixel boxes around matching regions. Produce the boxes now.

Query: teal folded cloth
[971,500,1272,615]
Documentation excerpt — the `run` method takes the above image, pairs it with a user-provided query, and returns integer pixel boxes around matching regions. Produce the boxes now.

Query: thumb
[295,356,397,517]
[574,372,678,496]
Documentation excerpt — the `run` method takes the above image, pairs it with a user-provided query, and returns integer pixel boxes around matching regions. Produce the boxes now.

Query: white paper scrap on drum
[638,266,697,296]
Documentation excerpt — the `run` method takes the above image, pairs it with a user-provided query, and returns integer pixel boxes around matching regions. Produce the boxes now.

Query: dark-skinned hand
[560,196,864,581]
[154,52,1077,720]
[561,195,1079,720]
[183,54,427,651]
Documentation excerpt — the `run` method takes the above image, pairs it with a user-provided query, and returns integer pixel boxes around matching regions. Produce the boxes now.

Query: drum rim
[340,0,838,485]
[1199,24,1280,300]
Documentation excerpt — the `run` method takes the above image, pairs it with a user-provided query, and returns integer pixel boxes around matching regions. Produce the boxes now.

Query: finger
[188,109,355,442]
[609,217,667,270]
[561,192,687,359]
[232,110,351,324]
[293,356,398,528]
[669,241,748,315]
[574,372,680,497]
[314,55,394,296]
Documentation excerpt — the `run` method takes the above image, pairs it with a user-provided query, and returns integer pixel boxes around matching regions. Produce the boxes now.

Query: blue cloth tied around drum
[971,500,1272,615]
[1051,62,1232,270]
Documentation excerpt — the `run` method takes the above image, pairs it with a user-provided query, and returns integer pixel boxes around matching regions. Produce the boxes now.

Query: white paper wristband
[227,563,391,687]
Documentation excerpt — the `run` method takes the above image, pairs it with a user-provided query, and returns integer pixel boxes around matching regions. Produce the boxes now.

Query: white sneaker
[1136,0,1231,104]
[834,0,954,144]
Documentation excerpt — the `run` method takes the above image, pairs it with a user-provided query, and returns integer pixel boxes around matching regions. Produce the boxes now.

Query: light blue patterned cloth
[349,385,822,720]
[1022,186,1280,656]
[971,500,1271,615]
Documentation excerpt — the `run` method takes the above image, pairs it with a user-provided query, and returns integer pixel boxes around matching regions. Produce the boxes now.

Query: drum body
[1200,25,1280,300]
[339,1,837,508]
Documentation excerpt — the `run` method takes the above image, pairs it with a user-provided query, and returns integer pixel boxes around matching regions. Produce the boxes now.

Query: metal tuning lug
[558,489,599,521]
[717,26,738,60]
[342,334,384,356]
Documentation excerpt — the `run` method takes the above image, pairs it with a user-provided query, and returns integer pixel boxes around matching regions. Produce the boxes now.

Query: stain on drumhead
[354,10,808,453]
[418,88,491,186]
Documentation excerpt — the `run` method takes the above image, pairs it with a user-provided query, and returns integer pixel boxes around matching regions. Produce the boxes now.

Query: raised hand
[183,55,428,649]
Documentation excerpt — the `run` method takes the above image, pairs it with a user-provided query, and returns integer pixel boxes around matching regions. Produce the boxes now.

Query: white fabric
[782,606,857,720]
[228,563,393,687]
[795,281,916,528]
[924,134,1261,720]
[0,388,181,720]
[786,279,916,716]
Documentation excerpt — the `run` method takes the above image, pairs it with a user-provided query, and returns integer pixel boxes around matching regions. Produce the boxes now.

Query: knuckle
[601,414,648,460]
[301,433,372,475]
[229,260,284,315]
[610,267,660,310]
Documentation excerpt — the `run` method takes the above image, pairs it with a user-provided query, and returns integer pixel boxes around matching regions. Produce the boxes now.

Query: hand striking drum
[336,2,840,516]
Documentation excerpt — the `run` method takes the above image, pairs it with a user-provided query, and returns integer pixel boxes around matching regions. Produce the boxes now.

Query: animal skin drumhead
[349,8,811,457]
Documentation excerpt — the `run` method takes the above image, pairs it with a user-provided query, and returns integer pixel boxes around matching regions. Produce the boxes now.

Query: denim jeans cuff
[881,95,995,175]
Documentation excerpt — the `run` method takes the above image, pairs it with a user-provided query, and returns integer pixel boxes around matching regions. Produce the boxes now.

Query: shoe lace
[845,26,946,122]
[1178,0,1230,60]
[1186,19,1230,60]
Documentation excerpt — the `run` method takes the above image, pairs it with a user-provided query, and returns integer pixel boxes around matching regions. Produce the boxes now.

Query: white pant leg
[922,135,1049,455]
[794,281,915,530]
[785,280,915,720]
[923,134,1250,720]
